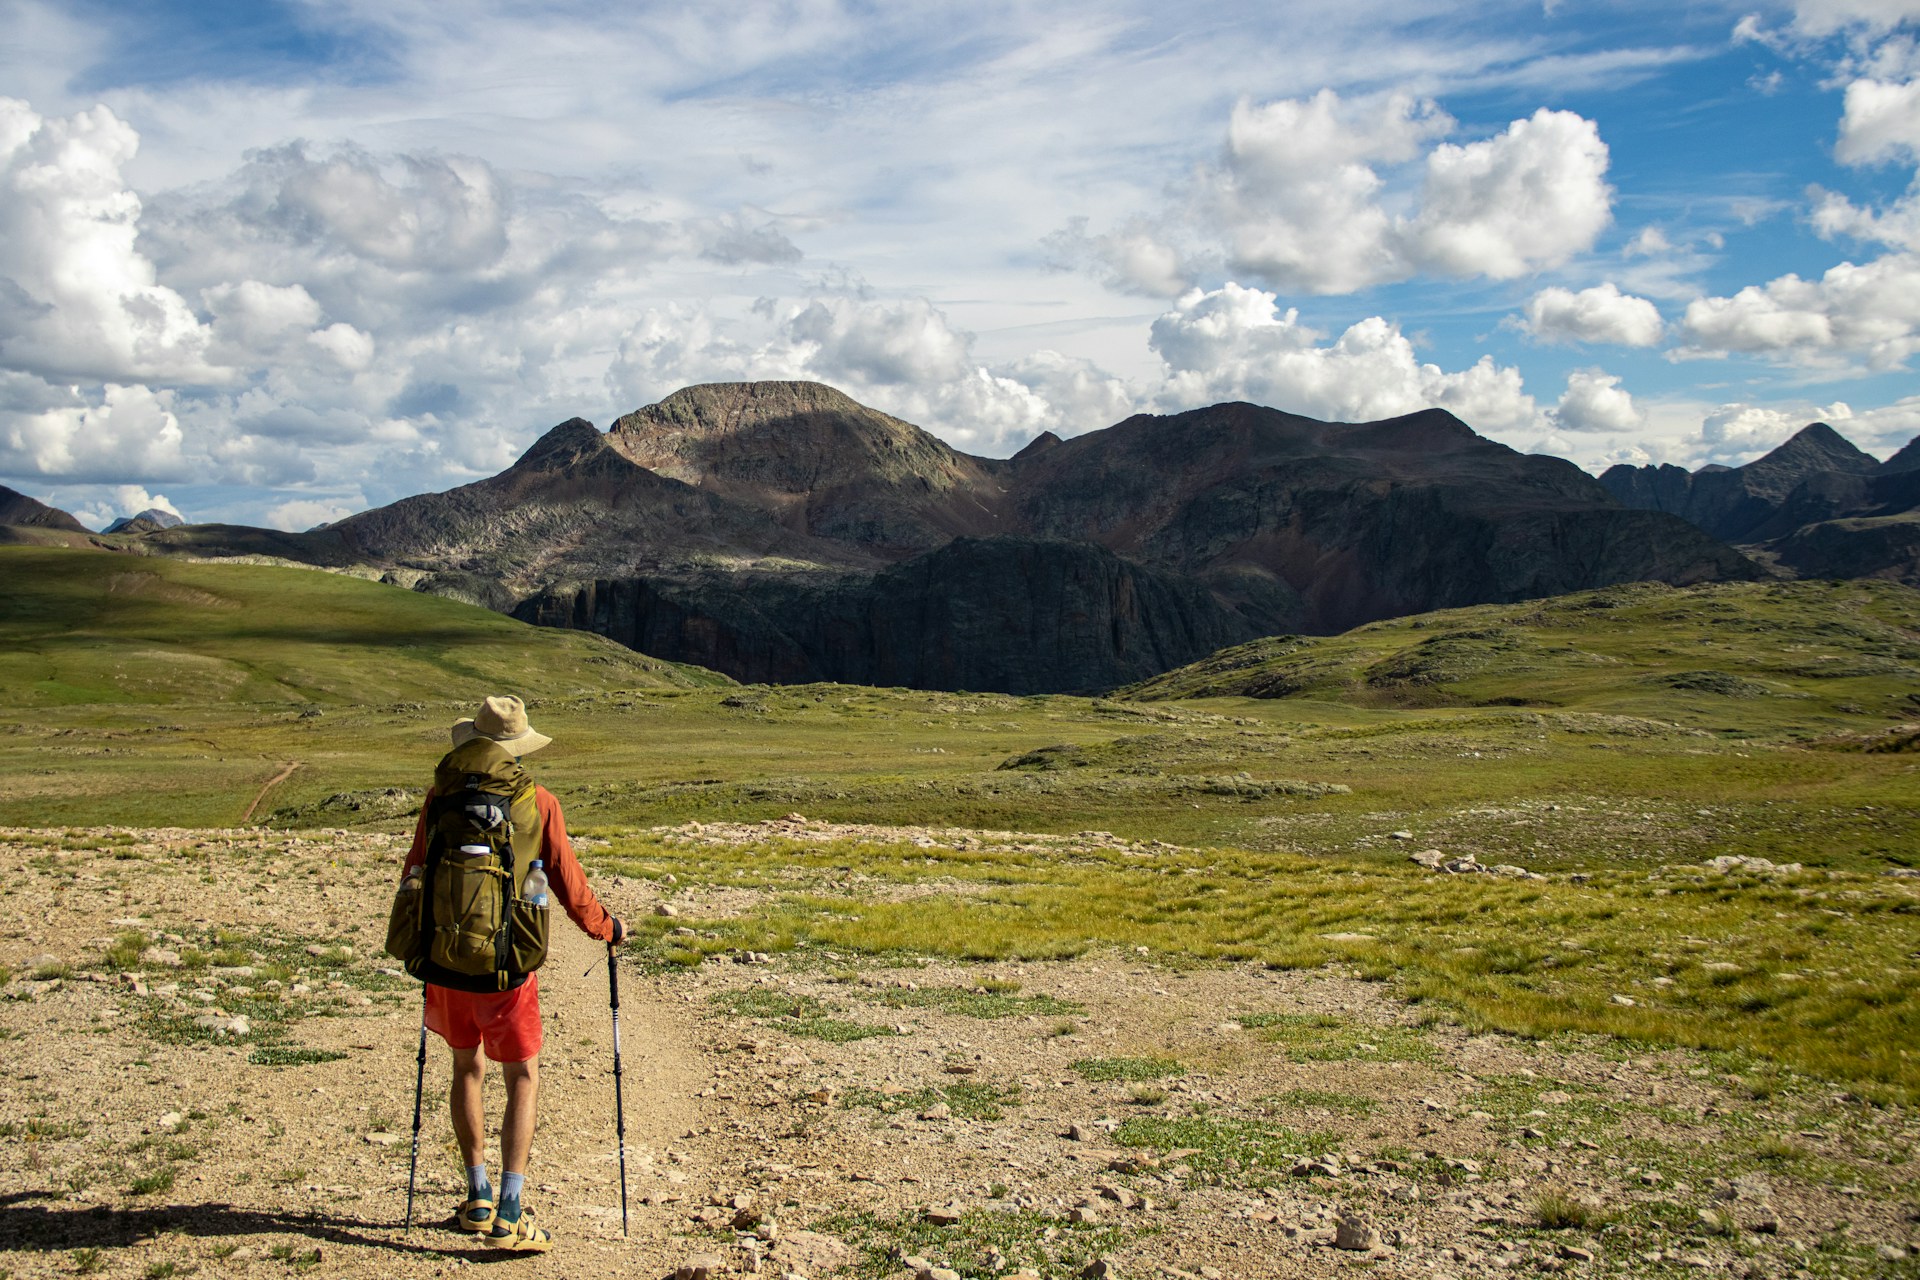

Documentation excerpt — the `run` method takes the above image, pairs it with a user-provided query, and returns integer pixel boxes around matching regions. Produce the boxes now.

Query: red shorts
[425,975,543,1063]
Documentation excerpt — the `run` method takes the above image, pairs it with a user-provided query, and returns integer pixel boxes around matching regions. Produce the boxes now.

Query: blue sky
[1,0,1916,529]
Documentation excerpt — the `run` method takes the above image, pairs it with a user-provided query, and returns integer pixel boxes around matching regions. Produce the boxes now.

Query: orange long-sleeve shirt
[404,785,616,943]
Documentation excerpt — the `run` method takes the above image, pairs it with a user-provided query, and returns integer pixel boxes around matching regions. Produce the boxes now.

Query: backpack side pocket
[384,884,421,965]
[508,897,549,975]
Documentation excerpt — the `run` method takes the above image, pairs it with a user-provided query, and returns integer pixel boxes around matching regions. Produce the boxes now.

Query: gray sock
[498,1170,525,1221]
[466,1164,490,1200]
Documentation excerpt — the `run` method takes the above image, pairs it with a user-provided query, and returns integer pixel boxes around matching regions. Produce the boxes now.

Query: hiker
[388,694,628,1252]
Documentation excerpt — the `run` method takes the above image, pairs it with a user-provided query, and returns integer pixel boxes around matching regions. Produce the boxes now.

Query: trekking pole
[404,991,428,1230]
[608,939,629,1237]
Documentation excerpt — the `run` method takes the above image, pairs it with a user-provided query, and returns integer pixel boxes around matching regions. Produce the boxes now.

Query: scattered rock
[655,903,681,917]
[675,1255,724,1280]
[1409,849,1445,869]
[1334,1214,1382,1251]
[769,1231,846,1276]
[1708,855,1802,875]
[924,1203,964,1226]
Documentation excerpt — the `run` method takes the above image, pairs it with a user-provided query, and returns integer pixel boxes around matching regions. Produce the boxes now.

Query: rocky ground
[2,825,1917,1280]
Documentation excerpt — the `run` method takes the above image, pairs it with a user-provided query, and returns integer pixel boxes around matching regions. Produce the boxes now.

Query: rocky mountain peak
[0,484,87,533]
[1337,407,1480,453]
[510,417,614,472]
[607,380,977,492]
[1012,430,1063,461]
[105,508,185,534]
[606,380,1005,550]
[1880,434,1920,475]
[1749,422,1881,479]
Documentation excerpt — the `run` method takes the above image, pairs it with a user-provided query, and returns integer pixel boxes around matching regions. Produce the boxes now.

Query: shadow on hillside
[0,1191,518,1261]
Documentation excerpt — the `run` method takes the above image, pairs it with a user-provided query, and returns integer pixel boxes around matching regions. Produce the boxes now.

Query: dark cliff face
[1601,425,1920,585]
[0,485,87,533]
[514,536,1254,694]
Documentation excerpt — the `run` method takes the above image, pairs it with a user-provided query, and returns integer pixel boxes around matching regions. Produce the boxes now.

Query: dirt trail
[239,764,302,825]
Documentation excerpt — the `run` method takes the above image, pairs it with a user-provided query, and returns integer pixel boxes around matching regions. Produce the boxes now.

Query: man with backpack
[387,694,628,1253]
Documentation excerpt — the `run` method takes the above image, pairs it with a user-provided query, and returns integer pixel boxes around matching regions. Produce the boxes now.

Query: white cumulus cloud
[1148,282,1540,432]
[1066,93,1614,297]
[1551,370,1644,433]
[1522,283,1665,345]
[0,382,186,482]
[0,98,219,385]
[1837,75,1920,164]
[784,297,973,386]
[1679,252,1920,368]
[1405,108,1614,280]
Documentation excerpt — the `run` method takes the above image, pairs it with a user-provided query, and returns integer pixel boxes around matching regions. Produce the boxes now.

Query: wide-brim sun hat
[450,694,553,756]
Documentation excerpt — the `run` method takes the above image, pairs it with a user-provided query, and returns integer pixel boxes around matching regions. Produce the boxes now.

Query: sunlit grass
[596,830,1920,1103]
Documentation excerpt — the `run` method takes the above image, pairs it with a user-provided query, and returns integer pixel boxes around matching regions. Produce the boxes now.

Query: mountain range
[10,381,1914,693]
[1600,423,1920,584]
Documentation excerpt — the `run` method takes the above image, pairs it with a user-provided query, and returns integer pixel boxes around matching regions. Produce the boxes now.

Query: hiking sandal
[457,1197,496,1232]
[487,1209,552,1252]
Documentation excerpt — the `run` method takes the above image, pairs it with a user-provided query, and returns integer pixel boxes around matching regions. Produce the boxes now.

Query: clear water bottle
[401,864,423,893]
[523,859,549,907]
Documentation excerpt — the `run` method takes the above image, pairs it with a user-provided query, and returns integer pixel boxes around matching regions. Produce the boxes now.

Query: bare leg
[500,1056,539,1178]
[449,1046,486,1169]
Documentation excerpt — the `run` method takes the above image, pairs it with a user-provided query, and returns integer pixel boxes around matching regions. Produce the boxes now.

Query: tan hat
[450,694,552,756]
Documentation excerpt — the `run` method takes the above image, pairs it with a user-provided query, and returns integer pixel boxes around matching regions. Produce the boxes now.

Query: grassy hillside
[1126,578,1920,724]
[0,546,726,707]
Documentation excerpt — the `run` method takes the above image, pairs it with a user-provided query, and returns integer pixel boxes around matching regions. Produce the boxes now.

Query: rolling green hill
[1126,578,1920,732]
[0,546,728,707]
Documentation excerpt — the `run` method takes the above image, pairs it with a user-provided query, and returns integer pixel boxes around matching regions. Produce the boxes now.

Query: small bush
[129,1167,176,1195]
[1535,1190,1608,1230]
[104,930,149,972]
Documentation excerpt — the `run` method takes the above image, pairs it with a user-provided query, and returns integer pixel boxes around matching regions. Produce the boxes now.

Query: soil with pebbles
[2,824,1917,1280]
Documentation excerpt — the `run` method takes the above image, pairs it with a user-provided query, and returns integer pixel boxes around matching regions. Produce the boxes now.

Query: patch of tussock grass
[1533,1189,1610,1230]
[867,986,1085,1019]
[1071,1056,1185,1082]
[840,1081,1021,1121]
[1113,1115,1336,1185]
[825,1206,1134,1280]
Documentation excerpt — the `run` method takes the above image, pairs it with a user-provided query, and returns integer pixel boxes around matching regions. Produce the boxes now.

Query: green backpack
[385,738,551,991]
